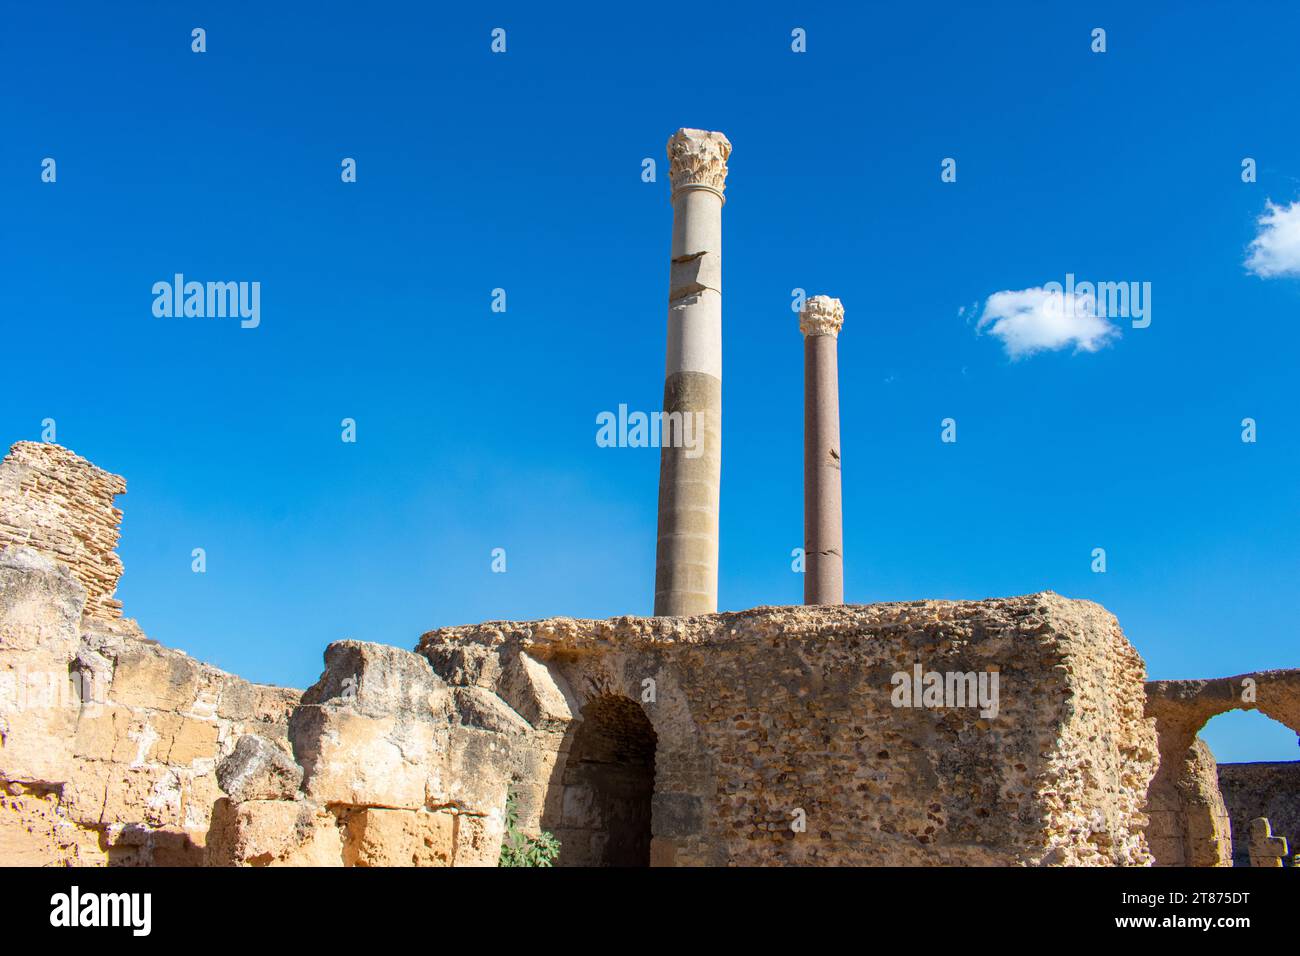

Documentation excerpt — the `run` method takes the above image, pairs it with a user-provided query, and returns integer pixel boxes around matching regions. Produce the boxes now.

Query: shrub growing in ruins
[498,790,560,867]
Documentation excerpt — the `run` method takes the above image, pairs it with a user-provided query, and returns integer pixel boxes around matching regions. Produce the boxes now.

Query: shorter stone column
[800,296,845,605]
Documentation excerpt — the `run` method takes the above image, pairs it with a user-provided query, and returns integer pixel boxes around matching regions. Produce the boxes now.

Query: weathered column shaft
[801,296,844,605]
[654,129,730,616]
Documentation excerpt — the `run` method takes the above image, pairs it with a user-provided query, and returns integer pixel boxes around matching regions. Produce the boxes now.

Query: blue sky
[3,2,1296,761]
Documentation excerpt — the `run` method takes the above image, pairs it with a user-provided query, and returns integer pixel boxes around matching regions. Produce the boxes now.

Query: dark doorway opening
[553,695,656,866]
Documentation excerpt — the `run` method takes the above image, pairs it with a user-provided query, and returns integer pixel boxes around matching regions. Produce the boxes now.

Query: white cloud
[1245,200,1300,278]
[975,287,1120,359]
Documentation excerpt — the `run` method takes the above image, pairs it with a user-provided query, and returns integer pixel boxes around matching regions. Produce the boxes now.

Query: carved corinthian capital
[800,296,845,338]
[667,128,732,198]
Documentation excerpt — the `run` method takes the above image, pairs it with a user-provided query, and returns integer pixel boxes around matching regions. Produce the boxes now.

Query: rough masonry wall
[0,547,300,865]
[205,640,519,867]
[1218,761,1300,866]
[17,439,1268,869]
[420,594,1159,866]
[1147,737,1233,867]
[0,442,128,625]
[0,442,301,865]
[0,441,518,867]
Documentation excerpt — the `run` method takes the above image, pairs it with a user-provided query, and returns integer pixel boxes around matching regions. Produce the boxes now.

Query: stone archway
[1143,669,1300,866]
[546,694,657,867]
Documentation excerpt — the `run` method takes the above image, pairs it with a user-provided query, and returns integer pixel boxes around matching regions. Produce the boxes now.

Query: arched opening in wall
[1200,711,1300,866]
[549,694,657,867]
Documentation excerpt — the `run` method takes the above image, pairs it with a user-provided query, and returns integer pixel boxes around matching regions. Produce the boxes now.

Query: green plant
[498,789,561,867]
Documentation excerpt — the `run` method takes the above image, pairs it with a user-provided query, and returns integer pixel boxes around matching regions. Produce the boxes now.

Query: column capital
[800,295,844,338]
[667,128,731,200]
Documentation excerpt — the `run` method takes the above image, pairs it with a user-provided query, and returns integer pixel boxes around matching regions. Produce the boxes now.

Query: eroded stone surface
[341,807,454,867]
[218,734,304,802]
[0,442,127,624]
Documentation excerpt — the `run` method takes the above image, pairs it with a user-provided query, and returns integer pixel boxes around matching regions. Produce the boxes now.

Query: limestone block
[0,650,79,781]
[0,780,106,866]
[245,683,301,728]
[179,767,224,833]
[282,813,345,866]
[0,546,85,653]
[300,640,448,720]
[150,712,222,765]
[207,798,291,865]
[99,765,186,828]
[452,686,531,737]
[59,762,113,823]
[217,734,303,802]
[442,725,512,816]
[342,807,454,867]
[72,704,142,763]
[498,652,575,734]
[0,549,86,781]
[451,812,505,867]
[291,705,440,810]
[109,644,204,711]
[206,798,342,867]
[292,640,456,810]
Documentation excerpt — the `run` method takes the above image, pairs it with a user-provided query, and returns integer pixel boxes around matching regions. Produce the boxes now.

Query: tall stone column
[800,296,844,605]
[654,129,730,616]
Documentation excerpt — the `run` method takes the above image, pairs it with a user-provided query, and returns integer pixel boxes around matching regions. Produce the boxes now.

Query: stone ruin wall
[1143,672,1300,866]
[1143,737,1233,867]
[204,639,520,867]
[0,443,515,866]
[1217,762,1300,866]
[0,441,130,626]
[0,443,301,865]
[419,596,1159,866]
[6,439,1296,868]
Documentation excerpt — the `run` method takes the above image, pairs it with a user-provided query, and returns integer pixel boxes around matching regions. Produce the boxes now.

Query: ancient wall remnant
[0,442,129,626]
[0,443,300,865]
[0,545,300,865]
[1145,737,1234,867]
[13,438,1294,868]
[206,641,519,867]
[419,595,1160,866]
[1218,761,1300,866]
[0,442,523,867]
[1143,671,1300,866]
